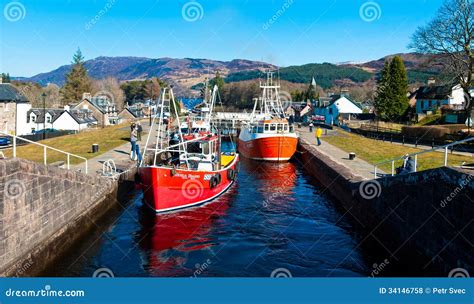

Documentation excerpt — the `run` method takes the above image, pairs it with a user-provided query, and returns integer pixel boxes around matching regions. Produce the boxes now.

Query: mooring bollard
[349,152,356,160]
[92,144,99,153]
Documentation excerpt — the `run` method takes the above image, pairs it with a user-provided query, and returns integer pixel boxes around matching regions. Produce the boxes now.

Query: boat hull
[238,135,298,162]
[138,156,239,213]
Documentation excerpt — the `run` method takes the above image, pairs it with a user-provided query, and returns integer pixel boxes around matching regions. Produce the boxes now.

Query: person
[397,155,416,175]
[315,127,323,146]
[133,139,142,165]
[130,123,137,160]
[309,122,314,132]
[136,121,143,141]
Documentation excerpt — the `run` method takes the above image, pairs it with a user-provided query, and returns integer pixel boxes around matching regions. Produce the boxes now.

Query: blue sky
[1,0,444,77]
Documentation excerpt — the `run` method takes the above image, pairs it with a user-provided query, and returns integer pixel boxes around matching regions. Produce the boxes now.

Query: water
[48,155,371,277]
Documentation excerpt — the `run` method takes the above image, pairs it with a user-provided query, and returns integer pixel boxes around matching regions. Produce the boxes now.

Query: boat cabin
[249,119,294,134]
[180,136,220,171]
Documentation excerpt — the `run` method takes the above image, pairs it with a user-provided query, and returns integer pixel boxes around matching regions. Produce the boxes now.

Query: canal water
[47,153,372,277]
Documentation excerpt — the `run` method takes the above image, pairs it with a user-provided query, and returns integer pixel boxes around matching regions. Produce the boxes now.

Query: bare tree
[410,0,473,117]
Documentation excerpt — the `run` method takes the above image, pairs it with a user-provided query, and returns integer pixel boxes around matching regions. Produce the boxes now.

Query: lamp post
[42,92,47,140]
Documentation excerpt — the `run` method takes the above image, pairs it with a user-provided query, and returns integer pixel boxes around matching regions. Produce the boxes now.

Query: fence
[374,137,474,178]
[0,131,88,174]
[351,124,473,152]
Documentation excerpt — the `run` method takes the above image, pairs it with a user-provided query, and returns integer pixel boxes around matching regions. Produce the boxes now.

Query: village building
[313,93,363,125]
[74,93,120,127]
[415,80,465,114]
[0,81,31,136]
[26,106,97,133]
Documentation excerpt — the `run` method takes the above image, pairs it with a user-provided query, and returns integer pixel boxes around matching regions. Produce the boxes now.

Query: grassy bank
[3,124,131,165]
[323,129,472,172]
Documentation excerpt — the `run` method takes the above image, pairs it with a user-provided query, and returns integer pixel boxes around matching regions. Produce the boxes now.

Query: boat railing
[373,136,474,178]
[0,131,88,174]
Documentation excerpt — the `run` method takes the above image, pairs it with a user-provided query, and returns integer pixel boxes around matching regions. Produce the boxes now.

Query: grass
[415,114,442,126]
[322,129,472,173]
[2,124,132,165]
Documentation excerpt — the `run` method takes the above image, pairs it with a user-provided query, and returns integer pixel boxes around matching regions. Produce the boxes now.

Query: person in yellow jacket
[315,127,323,146]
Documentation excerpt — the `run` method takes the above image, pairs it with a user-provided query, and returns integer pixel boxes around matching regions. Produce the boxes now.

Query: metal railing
[0,131,88,174]
[374,136,474,178]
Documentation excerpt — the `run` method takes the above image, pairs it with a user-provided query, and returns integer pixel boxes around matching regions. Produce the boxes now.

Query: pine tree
[210,71,225,93]
[374,56,409,121]
[388,56,409,120]
[60,48,92,104]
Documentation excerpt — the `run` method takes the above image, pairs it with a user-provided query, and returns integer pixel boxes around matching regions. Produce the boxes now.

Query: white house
[26,106,97,133]
[53,106,98,131]
[313,94,363,125]
[415,83,465,114]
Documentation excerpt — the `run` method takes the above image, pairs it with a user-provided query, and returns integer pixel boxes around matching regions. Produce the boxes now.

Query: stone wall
[0,158,117,276]
[298,139,474,275]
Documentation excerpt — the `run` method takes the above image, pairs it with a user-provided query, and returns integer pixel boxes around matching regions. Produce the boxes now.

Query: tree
[210,71,225,93]
[1,73,11,83]
[375,57,409,121]
[410,0,473,118]
[60,48,92,104]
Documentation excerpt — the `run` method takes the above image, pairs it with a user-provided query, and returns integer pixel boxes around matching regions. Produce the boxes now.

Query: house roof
[415,85,455,100]
[27,109,63,123]
[82,97,117,114]
[321,94,363,110]
[121,107,143,118]
[0,84,29,103]
[67,109,98,124]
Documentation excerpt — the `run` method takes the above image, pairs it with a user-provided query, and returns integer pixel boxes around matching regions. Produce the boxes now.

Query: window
[257,125,264,133]
[283,124,288,131]
[46,115,52,123]
[264,124,269,131]
[277,124,283,131]
[252,126,257,133]
[31,115,36,122]
[329,108,333,115]
[270,124,276,131]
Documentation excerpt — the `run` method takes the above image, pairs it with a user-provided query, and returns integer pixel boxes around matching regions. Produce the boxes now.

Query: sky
[0,0,445,77]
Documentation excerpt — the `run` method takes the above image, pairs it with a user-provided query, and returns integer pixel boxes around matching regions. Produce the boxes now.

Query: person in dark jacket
[136,121,143,141]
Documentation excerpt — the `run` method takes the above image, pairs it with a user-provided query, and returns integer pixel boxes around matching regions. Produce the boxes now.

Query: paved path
[297,128,382,180]
[74,121,155,175]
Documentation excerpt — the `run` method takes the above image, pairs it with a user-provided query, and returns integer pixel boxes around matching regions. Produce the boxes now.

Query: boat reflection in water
[241,159,298,209]
[137,188,235,277]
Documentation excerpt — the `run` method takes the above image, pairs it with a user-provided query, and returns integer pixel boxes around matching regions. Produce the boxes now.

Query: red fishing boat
[238,72,298,162]
[138,86,239,213]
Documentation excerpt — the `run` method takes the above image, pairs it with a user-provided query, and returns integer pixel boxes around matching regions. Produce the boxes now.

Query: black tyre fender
[209,176,218,189]
[215,173,222,185]
[227,169,235,181]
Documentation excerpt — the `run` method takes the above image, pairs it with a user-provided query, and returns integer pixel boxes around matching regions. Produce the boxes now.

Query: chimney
[64,105,70,112]
[427,77,436,86]
[82,92,92,100]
